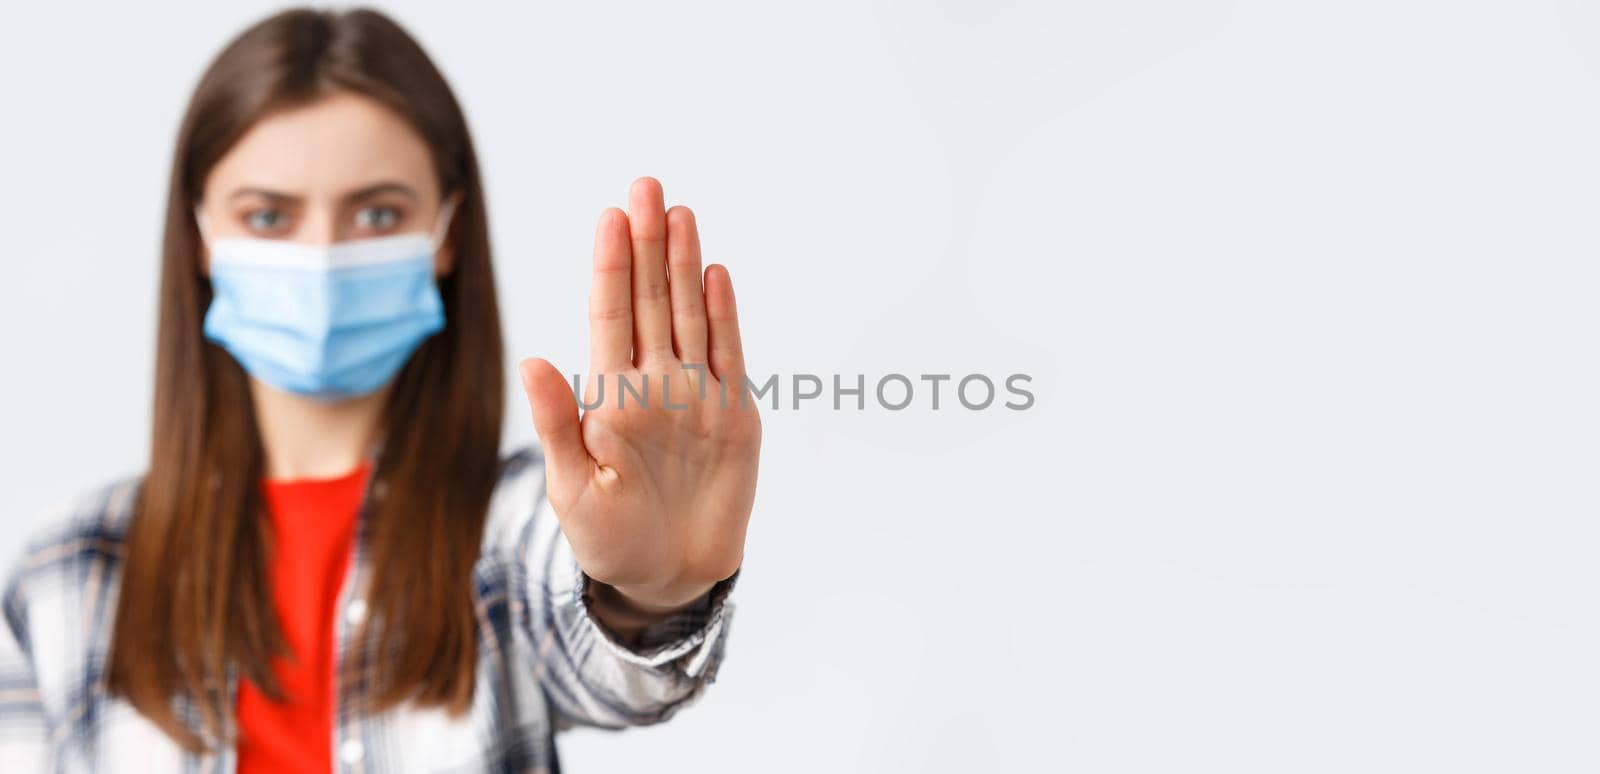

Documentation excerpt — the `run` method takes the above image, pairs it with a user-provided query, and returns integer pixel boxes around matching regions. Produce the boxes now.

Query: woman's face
[196,90,454,274]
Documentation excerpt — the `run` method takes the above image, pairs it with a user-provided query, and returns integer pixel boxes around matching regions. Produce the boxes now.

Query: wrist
[582,577,699,642]
[581,570,738,646]
[607,579,716,613]
[590,578,713,626]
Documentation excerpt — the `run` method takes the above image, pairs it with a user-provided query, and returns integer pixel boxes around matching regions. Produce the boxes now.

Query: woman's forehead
[203,91,438,204]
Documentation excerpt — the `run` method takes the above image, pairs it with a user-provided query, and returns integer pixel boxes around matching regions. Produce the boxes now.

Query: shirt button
[345,598,368,626]
[340,738,365,764]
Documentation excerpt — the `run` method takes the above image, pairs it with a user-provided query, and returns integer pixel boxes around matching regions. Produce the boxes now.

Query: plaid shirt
[0,445,739,772]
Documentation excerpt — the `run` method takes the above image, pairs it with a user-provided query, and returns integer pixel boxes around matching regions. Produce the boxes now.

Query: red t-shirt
[237,460,371,774]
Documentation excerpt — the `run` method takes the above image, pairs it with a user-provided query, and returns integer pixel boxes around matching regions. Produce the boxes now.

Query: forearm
[527,493,741,729]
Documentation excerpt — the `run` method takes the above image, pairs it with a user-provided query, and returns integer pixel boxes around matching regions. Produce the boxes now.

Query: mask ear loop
[430,194,460,254]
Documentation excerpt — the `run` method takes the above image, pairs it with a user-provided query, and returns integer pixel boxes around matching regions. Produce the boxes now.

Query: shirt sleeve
[0,554,51,769]
[521,494,739,731]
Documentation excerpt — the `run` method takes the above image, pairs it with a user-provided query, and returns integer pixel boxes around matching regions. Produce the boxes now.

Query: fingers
[519,357,593,502]
[589,208,634,371]
[704,264,747,383]
[666,205,708,364]
[627,177,673,361]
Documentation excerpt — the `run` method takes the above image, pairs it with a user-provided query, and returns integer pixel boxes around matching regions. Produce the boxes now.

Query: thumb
[518,357,591,501]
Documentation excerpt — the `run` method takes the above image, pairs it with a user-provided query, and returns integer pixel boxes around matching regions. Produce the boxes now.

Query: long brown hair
[106,7,505,752]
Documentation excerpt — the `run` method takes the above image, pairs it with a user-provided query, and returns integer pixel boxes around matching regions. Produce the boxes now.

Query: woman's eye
[244,208,287,232]
[355,206,402,231]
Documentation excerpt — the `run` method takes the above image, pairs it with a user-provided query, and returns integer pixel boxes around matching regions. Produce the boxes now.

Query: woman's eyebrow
[226,186,298,202]
[222,182,420,203]
[344,181,420,203]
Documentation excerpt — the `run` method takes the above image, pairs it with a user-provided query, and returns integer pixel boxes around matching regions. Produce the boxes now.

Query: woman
[0,7,759,772]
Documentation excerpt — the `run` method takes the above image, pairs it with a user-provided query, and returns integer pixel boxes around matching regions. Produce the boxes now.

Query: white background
[3,1,1599,771]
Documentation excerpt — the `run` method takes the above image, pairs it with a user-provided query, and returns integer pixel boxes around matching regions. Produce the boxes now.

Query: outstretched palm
[519,177,760,612]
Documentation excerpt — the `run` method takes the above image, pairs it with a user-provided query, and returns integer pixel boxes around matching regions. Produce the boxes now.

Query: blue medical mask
[195,199,458,401]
